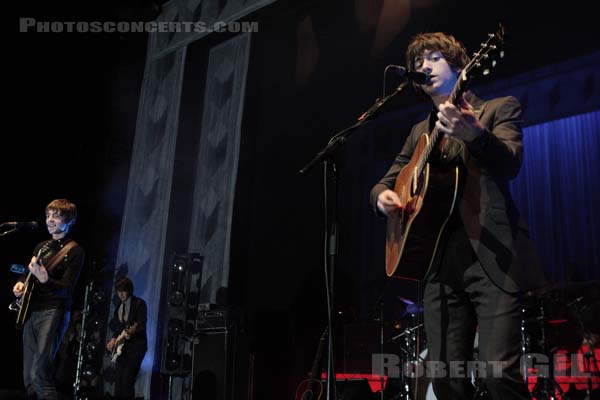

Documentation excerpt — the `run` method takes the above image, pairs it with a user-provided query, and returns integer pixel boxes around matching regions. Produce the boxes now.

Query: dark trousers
[23,308,69,400]
[112,341,146,399]
[423,226,530,400]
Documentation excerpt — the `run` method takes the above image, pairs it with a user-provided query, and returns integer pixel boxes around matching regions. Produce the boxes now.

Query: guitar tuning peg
[491,60,497,68]
[483,68,490,76]
[500,51,505,58]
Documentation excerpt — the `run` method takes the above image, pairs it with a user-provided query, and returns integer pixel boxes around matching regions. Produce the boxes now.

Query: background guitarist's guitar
[385,24,506,280]
[294,328,328,400]
[111,321,139,362]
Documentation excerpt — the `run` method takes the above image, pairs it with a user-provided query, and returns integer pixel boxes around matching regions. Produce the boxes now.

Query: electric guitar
[9,244,50,329]
[111,322,139,362]
[385,24,506,280]
[294,328,328,400]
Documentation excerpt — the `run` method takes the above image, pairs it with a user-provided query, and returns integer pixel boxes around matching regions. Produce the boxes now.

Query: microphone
[3,221,39,230]
[388,65,431,84]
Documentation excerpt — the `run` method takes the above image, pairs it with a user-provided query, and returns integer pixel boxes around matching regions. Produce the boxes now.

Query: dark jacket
[370,94,545,293]
[112,295,148,348]
[22,237,84,311]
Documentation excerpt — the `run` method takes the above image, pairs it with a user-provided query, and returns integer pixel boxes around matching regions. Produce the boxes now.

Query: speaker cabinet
[160,253,203,376]
[191,327,237,400]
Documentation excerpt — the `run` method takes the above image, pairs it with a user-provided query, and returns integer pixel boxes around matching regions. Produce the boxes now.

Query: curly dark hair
[406,32,470,72]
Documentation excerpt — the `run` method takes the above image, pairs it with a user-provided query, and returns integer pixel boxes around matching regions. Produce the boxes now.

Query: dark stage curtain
[510,109,600,284]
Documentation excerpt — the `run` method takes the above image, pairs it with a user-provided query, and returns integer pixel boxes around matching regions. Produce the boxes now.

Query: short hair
[46,198,77,225]
[115,276,134,294]
[406,32,470,72]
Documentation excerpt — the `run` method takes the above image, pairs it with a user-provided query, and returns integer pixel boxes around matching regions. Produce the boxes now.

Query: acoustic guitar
[294,328,328,400]
[9,244,50,329]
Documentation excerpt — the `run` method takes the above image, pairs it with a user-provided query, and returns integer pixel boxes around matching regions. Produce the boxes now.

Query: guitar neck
[415,71,470,175]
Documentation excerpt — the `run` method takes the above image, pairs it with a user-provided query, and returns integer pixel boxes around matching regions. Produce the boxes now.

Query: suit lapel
[458,93,487,163]
[467,93,486,119]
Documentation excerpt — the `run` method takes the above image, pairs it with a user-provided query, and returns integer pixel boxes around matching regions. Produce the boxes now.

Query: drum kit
[521,281,600,400]
[379,295,432,400]
[380,280,600,400]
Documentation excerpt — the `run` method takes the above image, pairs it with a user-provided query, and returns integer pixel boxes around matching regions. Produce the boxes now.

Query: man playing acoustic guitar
[12,198,84,399]
[371,32,544,400]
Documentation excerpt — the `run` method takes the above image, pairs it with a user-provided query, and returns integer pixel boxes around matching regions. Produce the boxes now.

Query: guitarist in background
[106,276,147,400]
[370,32,544,400]
[12,198,84,399]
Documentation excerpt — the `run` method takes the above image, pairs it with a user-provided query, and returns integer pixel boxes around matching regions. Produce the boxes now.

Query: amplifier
[195,308,228,331]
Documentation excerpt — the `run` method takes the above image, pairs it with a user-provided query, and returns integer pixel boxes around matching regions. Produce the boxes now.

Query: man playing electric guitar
[110,321,139,363]
[371,32,545,400]
[106,276,147,400]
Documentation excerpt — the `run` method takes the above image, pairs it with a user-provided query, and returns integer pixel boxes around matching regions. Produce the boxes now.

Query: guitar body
[111,340,125,362]
[15,274,35,329]
[386,133,460,280]
[294,378,323,400]
[294,328,327,400]
[111,322,138,362]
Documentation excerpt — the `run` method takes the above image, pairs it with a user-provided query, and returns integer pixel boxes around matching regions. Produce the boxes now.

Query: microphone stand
[0,222,21,238]
[299,81,411,400]
[0,228,18,238]
[299,81,410,175]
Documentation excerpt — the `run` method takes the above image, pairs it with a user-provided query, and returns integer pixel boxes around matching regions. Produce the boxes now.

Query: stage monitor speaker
[331,379,376,400]
[191,327,237,400]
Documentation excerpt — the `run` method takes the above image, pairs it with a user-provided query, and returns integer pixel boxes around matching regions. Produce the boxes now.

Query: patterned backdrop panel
[188,32,252,303]
[151,0,273,58]
[113,47,186,398]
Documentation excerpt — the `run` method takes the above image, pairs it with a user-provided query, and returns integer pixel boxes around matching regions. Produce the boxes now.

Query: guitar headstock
[460,23,506,83]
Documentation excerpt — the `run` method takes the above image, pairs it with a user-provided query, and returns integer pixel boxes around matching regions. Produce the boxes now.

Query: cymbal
[395,296,424,315]
[397,296,415,305]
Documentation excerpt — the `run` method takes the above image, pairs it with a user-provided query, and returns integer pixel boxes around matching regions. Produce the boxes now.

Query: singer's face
[414,50,458,97]
[46,209,69,238]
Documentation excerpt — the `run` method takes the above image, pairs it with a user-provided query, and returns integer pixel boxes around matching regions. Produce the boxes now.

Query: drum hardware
[388,315,425,400]
[521,281,600,400]
[376,299,424,400]
[567,297,600,400]
[472,379,488,399]
[522,300,567,400]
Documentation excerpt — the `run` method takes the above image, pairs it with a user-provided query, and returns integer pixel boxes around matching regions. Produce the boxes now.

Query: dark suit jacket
[112,295,148,349]
[370,94,545,293]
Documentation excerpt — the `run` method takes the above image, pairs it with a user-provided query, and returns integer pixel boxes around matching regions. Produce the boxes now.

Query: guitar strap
[44,240,78,273]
